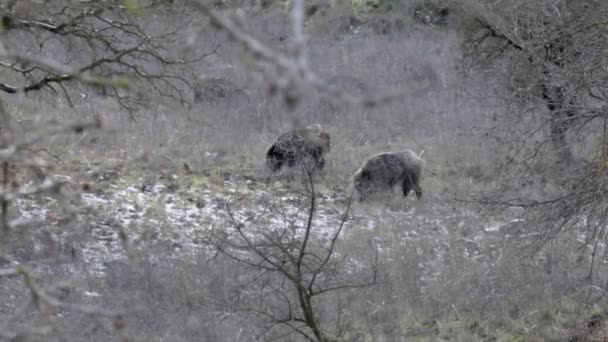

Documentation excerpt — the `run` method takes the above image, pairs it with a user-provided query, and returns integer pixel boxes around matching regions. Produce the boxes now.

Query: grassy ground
[3,134,607,341]
[2,2,608,340]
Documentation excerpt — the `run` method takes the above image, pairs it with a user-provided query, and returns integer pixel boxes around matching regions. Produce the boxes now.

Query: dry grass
[2,2,607,341]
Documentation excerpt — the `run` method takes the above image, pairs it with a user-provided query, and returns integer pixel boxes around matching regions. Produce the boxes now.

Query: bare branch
[186,0,408,110]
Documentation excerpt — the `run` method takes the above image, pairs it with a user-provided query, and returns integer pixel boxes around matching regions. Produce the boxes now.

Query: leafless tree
[0,0,215,113]
[0,106,132,339]
[207,161,378,342]
[0,0,410,339]
[0,1,194,338]
[464,0,608,163]
[462,0,608,286]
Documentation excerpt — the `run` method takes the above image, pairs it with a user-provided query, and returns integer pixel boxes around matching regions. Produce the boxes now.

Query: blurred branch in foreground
[0,0,216,112]
[186,0,407,111]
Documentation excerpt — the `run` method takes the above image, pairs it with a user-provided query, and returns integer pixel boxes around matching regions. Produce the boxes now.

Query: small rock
[141,183,154,192]
[167,183,179,193]
[222,171,231,181]
[89,169,120,182]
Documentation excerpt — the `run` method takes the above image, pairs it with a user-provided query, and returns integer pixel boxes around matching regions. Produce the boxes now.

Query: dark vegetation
[1,0,608,341]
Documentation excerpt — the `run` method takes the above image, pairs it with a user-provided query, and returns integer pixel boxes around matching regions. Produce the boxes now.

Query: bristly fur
[353,149,425,201]
[266,124,331,173]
